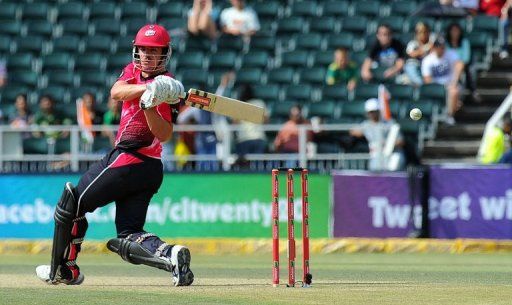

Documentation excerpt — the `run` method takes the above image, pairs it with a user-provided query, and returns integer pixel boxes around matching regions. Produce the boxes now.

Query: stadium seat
[9,71,38,89]
[209,52,237,71]
[38,86,69,104]
[296,33,323,50]
[55,138,71,154]
[7,53,33,71]
[184,35,212,52]
[241,50,270,69]
[216,35,245,52]
[60,19,90,36]
[320,85,349,102]
[124,18,149,37]
[418,84,446,105]
[388,84,415,103]
[55,104,77,123]
[83,35,115,53]
[75,54,105,72]
[180,69,209,87]
[106,54,132,73]
[258,18,276,35]
[340,101,367,120]
[280,50,309,67]
[397,32,415,46]
[253,1,282,19]
[377,17,406,33]
[277,17,306,35]
[326,33,355,50]
[298,67,326,85]
[0,3,19,21]
[468,32,490,63]
[312,50,334,66]
[46,72,77,87]
[340,17,368,34]
[116,37,134,53]
[390,0,418,17]
[472,15,499,34]
[89,2,118,20]
[0,35,12,53]
[0,21,22,36]
[23,138,49,154]
[354,84,379,101]
[267,67,295,84]
[80,72,109,88]
[270,100,297,120]
[159,18,187,32]
[284,84,313,103]
[42,53,73,72]
[250,34,277,52]
[93,136,113,152]
[15,35,44,54]
[70,86,100,103]
[351,51,368,65]
[0,85,29,104]
[157,2,185,19]
[235,68,263,85]
[309,17,338,33]
[371,66,396,84]
[51,35,81,53]
[307,101,338,119]
[120,2,148,20]
[93,18,123,36]
[253,84,281,102]
[56,2,85,21]
[406,17,436,32]
[403,100,437,119]
[436,18,468,33]
[320,1,349,17]
[26,21,54,38]
[290,0,319,17]
[175,51,206,69]
[352,1,382,18]
[21,2,49,21]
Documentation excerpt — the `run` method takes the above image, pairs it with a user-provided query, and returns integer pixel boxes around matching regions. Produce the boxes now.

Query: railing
[0,123,402,173]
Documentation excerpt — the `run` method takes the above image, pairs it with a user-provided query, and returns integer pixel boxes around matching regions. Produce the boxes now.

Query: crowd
[1,0,510,171]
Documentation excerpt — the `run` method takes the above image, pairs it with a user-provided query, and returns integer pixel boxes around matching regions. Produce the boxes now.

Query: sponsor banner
[333,167,512,239]
[0,174,330,239]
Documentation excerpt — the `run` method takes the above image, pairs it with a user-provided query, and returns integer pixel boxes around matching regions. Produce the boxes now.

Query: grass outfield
[1,253,511,305]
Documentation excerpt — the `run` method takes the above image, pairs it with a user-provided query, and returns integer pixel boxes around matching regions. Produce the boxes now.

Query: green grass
[1,253,512,305]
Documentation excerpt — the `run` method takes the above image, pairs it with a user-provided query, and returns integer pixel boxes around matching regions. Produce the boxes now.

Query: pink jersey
[115,62,172,159]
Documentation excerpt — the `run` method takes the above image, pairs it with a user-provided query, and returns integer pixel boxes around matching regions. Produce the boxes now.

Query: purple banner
[333,166,512,239]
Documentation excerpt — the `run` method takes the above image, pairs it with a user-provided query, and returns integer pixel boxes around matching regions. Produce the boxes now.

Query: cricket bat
[181,88,265,124]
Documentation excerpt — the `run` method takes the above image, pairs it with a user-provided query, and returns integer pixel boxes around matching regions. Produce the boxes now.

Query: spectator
[8,94,32,130]
[79,92,103,125]
[234,84,268,162]
[414,0,468,17]
[187,0,220,40]
[326,48,358,91]
[32,95,72,139]
[350,98,405,171]
[454,0,479,13]
[480,1,512,58]
[421,36,465,125]
[361,24,406,83]
[102,96,122,145]
[404,22,434,86]
[274,105,312,154]
[220,0,260,37]
[0,59,6,88]
[479,116,512,163]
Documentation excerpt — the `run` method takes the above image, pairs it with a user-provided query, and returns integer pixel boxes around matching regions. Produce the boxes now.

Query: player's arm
[144,108,173,142]
[110,80,147,101]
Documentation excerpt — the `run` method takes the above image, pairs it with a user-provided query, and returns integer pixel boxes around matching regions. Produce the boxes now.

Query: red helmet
[132,24,172,73]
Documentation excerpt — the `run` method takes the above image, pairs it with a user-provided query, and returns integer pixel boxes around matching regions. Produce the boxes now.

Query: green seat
[296,33,323,50]
[22,2,49,20]
[468,31,490,51]
[390,0,418,16]
[388,84,415,103]
[267,67,294,84]
[284,84,313,103]
[403,101,436,119]
[7,53,33,71]
[26,21,54,37]
[175,51,205,69]
[352,1,382,17]
[56,104,77,122]
[217,35,244,52]
[298,67,326,85]
[117,36,135,52]
[0,35,12,53]
[121,2,148,19]
[397,32,414,46]
[253,84,280,101]
[161,17,187,31]
[9,71,38,88]
[15,35,44,53]
[42,53,73,72]
[0,85,29,104]
[80,72,109,88]
[56,2,85,21]
[321,85,349,102]
[0,3,18,21]
[23,138,49,154]
[157,2,185,19]
[290,0,319,17]
[124,18,148,37]
[398,119,425,134]
[46,71,77,87]
[388,100,403,119]
[277,17,306,35]
[321,1,349,17]
[258,18,276,35]
[55,138,71,154]
[341,17,368,34]
[307,101,338,119]
[437,18,468,33]
[352,51,369,65]
[0,21,22,36]
[70,87,99,103]
[209,51,237,71]
[371,66,395,84]
[60,19,89,36]
[253,1,282,18]
[280,50,309,67]
[341,101,367,119]
[406,17,436,32]
[250,34,277,51]
[235,68,263,85]
[241,50,269,69]
[75,54,105,72]
[84,35,114,53]
[38,86,69,104]
[180,69,209,87]
[89,2,117,20]
[312,50,334,66]
[472,15,499,33]
[419,84,446,105]
[106,54,132,73]
[327,33,355,50]
[354,84,379,101]
[93,136,113,152]
[52,35,81,52]
[317,142,342,153]
[310,17,338,33]
[93,18,122,36]
[184,35,211,52]
[271,100,297,119]
[377,17,405,33]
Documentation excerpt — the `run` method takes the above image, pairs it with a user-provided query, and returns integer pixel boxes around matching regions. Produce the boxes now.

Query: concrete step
[474,88,509,105]
[454,105,496,123]
[421,157,478,165]
[477,72,512,88]
[435,124,485,140]
[422,140,480,158]
[490,53,512,71]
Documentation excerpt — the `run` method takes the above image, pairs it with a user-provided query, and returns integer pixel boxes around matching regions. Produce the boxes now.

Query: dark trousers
[75,148,163,237]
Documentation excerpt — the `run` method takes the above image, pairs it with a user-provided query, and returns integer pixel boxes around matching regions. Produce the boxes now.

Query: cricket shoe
[170,245,194,286]
[35,265,84,285]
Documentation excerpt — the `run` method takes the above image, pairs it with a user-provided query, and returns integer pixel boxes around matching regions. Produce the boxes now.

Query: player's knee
[54,182,78,225]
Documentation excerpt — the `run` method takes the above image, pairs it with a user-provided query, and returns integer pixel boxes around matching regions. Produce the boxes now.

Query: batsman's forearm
[111,82,147,101]
[143,108,173,142]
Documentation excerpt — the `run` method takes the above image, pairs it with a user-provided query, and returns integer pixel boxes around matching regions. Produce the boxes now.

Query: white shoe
[36,265,84,285]
[500,50,509,59]
[169,245,194,286]
[444,116,456,126]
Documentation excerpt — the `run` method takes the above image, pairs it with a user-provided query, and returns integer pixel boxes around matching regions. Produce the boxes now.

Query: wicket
[272,167,312,288]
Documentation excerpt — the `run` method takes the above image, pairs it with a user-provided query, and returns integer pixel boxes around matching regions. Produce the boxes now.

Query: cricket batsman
[36,24,194,286]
